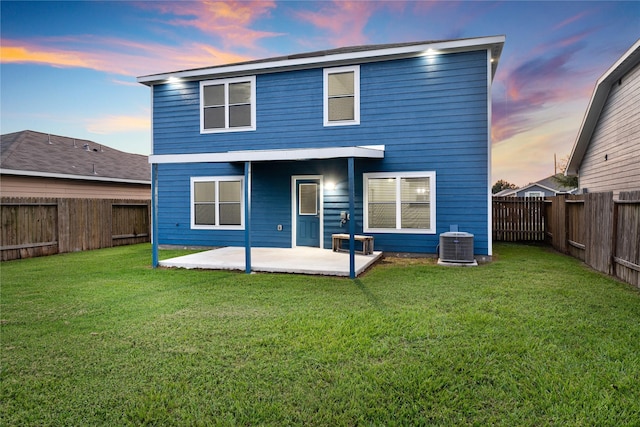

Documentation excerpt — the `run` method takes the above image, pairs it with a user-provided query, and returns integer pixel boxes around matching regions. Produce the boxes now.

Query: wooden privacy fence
[1,198,150,261]
[545,191,640,288]
[492,197,545,241]
[495,192,639,288]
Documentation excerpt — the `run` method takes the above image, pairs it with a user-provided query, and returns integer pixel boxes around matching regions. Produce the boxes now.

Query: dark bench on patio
[331,233,374,255]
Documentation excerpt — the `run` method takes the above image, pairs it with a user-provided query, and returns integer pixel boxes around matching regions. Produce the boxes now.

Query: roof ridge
[0,130,29,165]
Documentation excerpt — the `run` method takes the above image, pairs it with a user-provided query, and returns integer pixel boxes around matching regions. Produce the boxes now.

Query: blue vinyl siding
[152,49,491,255]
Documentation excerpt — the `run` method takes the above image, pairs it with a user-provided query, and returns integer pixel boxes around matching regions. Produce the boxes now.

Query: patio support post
[244,161,252,274]
[152,163,159,268]
[348,157,356,279]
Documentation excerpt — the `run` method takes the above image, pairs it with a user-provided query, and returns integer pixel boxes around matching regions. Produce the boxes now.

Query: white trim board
[149,145,385,164]
[0,168,151,185]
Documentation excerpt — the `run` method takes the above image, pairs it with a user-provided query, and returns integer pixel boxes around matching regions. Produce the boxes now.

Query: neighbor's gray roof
[497,175,577,196]
[566,38,640,175]
[138,35,505,85]
[0,130,150,183]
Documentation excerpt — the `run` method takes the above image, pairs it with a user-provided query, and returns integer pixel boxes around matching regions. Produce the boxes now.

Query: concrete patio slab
[159,246,383,277]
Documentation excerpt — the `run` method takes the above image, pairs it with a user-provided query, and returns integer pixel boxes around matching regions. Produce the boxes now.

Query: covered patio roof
[148,145,385,164]
[150,146,383,278]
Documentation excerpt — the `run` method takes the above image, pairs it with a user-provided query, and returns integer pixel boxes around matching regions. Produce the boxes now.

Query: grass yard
[1,243,639,426]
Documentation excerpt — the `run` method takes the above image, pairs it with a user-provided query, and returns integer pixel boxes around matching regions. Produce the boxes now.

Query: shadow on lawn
[353,278,386,309]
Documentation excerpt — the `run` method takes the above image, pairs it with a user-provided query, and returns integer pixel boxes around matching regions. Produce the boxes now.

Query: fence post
[611,200,618,277]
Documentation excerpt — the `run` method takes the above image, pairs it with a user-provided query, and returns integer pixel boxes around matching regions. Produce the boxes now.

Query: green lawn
[1,244,639,426]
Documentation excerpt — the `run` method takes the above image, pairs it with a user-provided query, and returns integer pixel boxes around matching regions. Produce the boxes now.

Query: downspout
[244,161,252,274]
[152,163,159,268]
[348,157,356,279]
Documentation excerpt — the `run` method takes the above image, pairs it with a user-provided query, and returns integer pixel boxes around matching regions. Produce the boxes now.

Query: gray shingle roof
[138,35,505,84]
[1,130,150,183]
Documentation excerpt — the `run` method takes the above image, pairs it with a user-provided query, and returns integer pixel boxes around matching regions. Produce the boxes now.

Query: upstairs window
[324,65,360,126]
[200,76,256,133]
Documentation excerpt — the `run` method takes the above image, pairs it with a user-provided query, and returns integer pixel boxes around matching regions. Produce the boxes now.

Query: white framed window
[191,176,244,229]
[200,76,256,133]
[525,191,544,198]
[363,172,436,234]
[324,65,360,126]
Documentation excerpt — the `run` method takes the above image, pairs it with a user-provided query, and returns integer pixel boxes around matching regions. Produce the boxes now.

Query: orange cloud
[1,38,252,76]
[86,114,150,134]
[1,44,108,71]
[139,0,283,49]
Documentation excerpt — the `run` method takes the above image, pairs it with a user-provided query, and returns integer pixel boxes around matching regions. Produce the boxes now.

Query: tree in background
[552,154,579,188]
[492,179,518,194]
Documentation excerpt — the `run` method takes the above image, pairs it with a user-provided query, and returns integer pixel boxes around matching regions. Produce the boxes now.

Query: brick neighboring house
[1,130,150,199]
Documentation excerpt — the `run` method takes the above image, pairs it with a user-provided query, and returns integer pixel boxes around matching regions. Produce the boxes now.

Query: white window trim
[200,76,256,134]
[323,65,360,127]
[525,191,544,198]
[190,176,244,230]
[363,171,436,234]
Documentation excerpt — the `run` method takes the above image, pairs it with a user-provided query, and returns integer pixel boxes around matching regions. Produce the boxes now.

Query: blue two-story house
[138,36,505,274]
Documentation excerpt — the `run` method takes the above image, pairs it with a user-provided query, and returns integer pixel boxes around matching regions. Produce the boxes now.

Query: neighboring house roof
[496,175,577,197]
[494,188,516,197]
[566,38,640,175]
[0,130,150,184]
[138,35,505,85]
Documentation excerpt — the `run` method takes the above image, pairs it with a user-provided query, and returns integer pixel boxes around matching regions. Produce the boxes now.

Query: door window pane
[299,183,318,215]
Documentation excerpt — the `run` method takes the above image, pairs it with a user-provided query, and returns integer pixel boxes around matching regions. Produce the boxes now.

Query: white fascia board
[1,168,151,185]
[137,36,505,85]
[149,145,385,164]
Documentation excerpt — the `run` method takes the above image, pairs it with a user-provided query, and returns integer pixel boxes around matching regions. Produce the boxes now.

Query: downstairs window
[191,176,244,229]
[363,172,436,233]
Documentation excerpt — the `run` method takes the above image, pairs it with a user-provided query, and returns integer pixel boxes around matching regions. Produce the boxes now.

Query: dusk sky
[1,1,638,186]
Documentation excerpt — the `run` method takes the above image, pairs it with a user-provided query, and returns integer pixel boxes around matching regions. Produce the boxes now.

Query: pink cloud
[492,31,600,145]
[294,1,393,47]
[553,10,593,31]
[137,0,283,49]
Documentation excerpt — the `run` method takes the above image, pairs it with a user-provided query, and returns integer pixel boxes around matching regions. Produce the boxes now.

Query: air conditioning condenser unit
[438,231,477,266]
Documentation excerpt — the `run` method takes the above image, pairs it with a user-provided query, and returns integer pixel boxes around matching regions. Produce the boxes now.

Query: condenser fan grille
[439,232,474,263]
